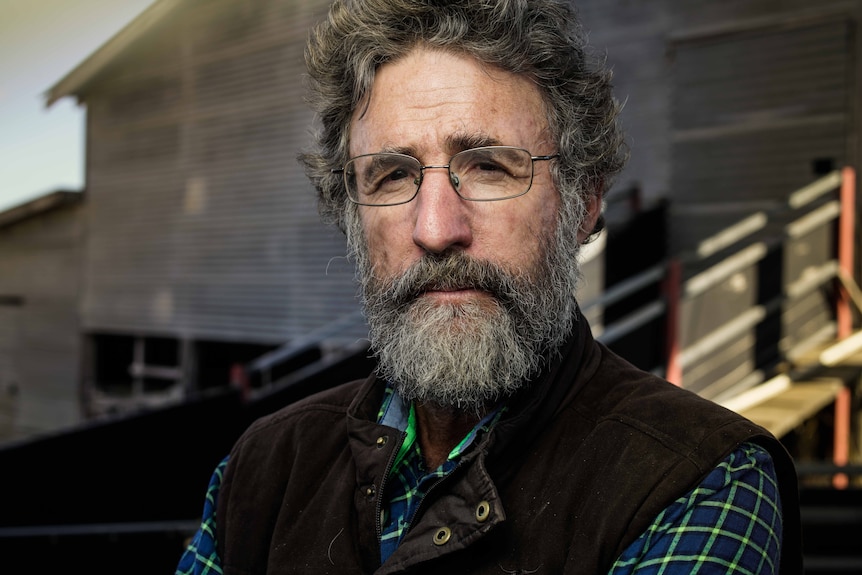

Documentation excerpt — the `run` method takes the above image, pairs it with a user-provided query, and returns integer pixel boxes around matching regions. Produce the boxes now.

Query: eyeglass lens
[344,146,536,206]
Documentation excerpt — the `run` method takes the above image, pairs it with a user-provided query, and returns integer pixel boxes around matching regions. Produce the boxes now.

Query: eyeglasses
[332,146,558,206]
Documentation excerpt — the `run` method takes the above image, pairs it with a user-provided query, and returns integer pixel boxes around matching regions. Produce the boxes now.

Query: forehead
[349,48,550,158]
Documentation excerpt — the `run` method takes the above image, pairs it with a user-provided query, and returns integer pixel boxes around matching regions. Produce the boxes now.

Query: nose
[411,168,473,254]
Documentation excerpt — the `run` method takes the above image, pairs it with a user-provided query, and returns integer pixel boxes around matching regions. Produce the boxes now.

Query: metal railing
[583,168,856,442]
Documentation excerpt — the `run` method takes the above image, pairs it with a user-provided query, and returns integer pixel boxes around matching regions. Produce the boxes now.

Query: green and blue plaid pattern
[609,441,782,574]
[376,385,505,561]
[176,457,227,575]
[176,391,782,574]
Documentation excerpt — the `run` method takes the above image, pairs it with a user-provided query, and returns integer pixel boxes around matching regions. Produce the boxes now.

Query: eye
[460,155,513,180]
[455,148,527,180]
[474,160,505,172]
[367,157,420,196]
[381,167,411,183]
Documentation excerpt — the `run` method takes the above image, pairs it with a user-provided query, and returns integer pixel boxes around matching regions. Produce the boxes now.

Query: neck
[414,402,487,470]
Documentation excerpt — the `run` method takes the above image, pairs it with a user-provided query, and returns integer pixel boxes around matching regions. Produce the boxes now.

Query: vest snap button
[365,485,376,498]
[475,500,491,522]
[376,436,388,448]
[433,526,452,545]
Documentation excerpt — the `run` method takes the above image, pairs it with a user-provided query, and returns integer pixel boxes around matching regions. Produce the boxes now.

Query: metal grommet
[475,500,491,523]
[376,436,388,448]
[432,526,452,546]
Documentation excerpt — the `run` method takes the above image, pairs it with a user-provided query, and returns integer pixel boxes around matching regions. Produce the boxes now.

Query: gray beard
[349,208,584,414]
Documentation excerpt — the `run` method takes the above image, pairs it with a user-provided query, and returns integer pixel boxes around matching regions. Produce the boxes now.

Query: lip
[419,287,486,302]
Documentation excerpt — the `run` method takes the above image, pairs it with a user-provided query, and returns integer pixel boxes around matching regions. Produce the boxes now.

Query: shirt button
[432,526,452,546]
[475,500,491,523]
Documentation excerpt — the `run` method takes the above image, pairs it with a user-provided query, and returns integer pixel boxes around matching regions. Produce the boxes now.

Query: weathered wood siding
[671,22,851,201]
[579,0,859,251]
[577,1,673,208]
[0,200,85,441]
[81,0,361,346]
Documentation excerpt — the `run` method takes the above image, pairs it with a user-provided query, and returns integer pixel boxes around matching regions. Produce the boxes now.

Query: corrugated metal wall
[81,0,361,346]
[0,201,85,441]
[662,2,857,397]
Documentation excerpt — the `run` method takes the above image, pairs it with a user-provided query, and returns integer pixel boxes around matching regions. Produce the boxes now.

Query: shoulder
[610,441,783,575]
[218,375,373,513]
[238,376,369,445]
[548,343,797,568]
[223,375,373,473]
[575,343,771,470]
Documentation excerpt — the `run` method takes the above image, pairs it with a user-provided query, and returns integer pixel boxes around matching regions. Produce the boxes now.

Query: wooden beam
[733,378,844,439]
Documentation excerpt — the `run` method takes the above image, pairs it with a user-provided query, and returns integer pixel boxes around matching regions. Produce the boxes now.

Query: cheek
[499,194,559,259]
[467,209,545,273]
[359,208,404,275]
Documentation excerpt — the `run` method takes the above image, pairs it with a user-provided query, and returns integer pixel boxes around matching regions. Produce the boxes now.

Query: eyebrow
[375,132,505,159]
[378,144,418,157]
[445,132,504,153]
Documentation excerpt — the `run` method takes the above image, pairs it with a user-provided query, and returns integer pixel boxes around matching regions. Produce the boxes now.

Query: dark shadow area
[0,343,376,573]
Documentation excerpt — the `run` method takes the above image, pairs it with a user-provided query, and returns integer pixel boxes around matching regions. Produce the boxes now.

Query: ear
[577,192,603,244]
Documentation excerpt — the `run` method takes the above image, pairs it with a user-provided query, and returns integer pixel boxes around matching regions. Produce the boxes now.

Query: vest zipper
[375,429,407,543]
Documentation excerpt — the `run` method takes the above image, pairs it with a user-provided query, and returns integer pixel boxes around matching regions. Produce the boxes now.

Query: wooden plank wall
[671,22,849,201]
[81,0,361,347]
[668,0,857,250]
[579,0,859,253]
[576,0,672,209]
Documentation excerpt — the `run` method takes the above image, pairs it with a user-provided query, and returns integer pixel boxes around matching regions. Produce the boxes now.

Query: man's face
[347,48,599,411]
[350,47,562,289]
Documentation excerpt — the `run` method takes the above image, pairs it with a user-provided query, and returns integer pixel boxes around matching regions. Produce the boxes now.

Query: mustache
[370,252,524,309]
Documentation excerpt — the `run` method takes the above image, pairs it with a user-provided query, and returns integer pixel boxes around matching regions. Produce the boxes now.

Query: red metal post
[834,167,856,489]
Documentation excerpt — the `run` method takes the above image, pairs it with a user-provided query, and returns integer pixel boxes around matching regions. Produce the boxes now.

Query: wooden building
[0,191,85,441]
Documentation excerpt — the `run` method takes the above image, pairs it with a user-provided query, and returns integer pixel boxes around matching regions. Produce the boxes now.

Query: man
[178,0,802,573]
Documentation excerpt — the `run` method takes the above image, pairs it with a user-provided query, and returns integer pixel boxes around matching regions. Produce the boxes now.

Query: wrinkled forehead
[347,47,552,159]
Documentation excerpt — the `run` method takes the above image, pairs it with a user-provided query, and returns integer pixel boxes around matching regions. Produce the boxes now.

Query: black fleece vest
[217,321,802,574]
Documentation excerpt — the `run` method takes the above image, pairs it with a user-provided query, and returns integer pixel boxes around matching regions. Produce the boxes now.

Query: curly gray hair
[299,0,627,240]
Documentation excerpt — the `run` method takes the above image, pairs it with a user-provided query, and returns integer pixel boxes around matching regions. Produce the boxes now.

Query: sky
[0,0,156,213]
